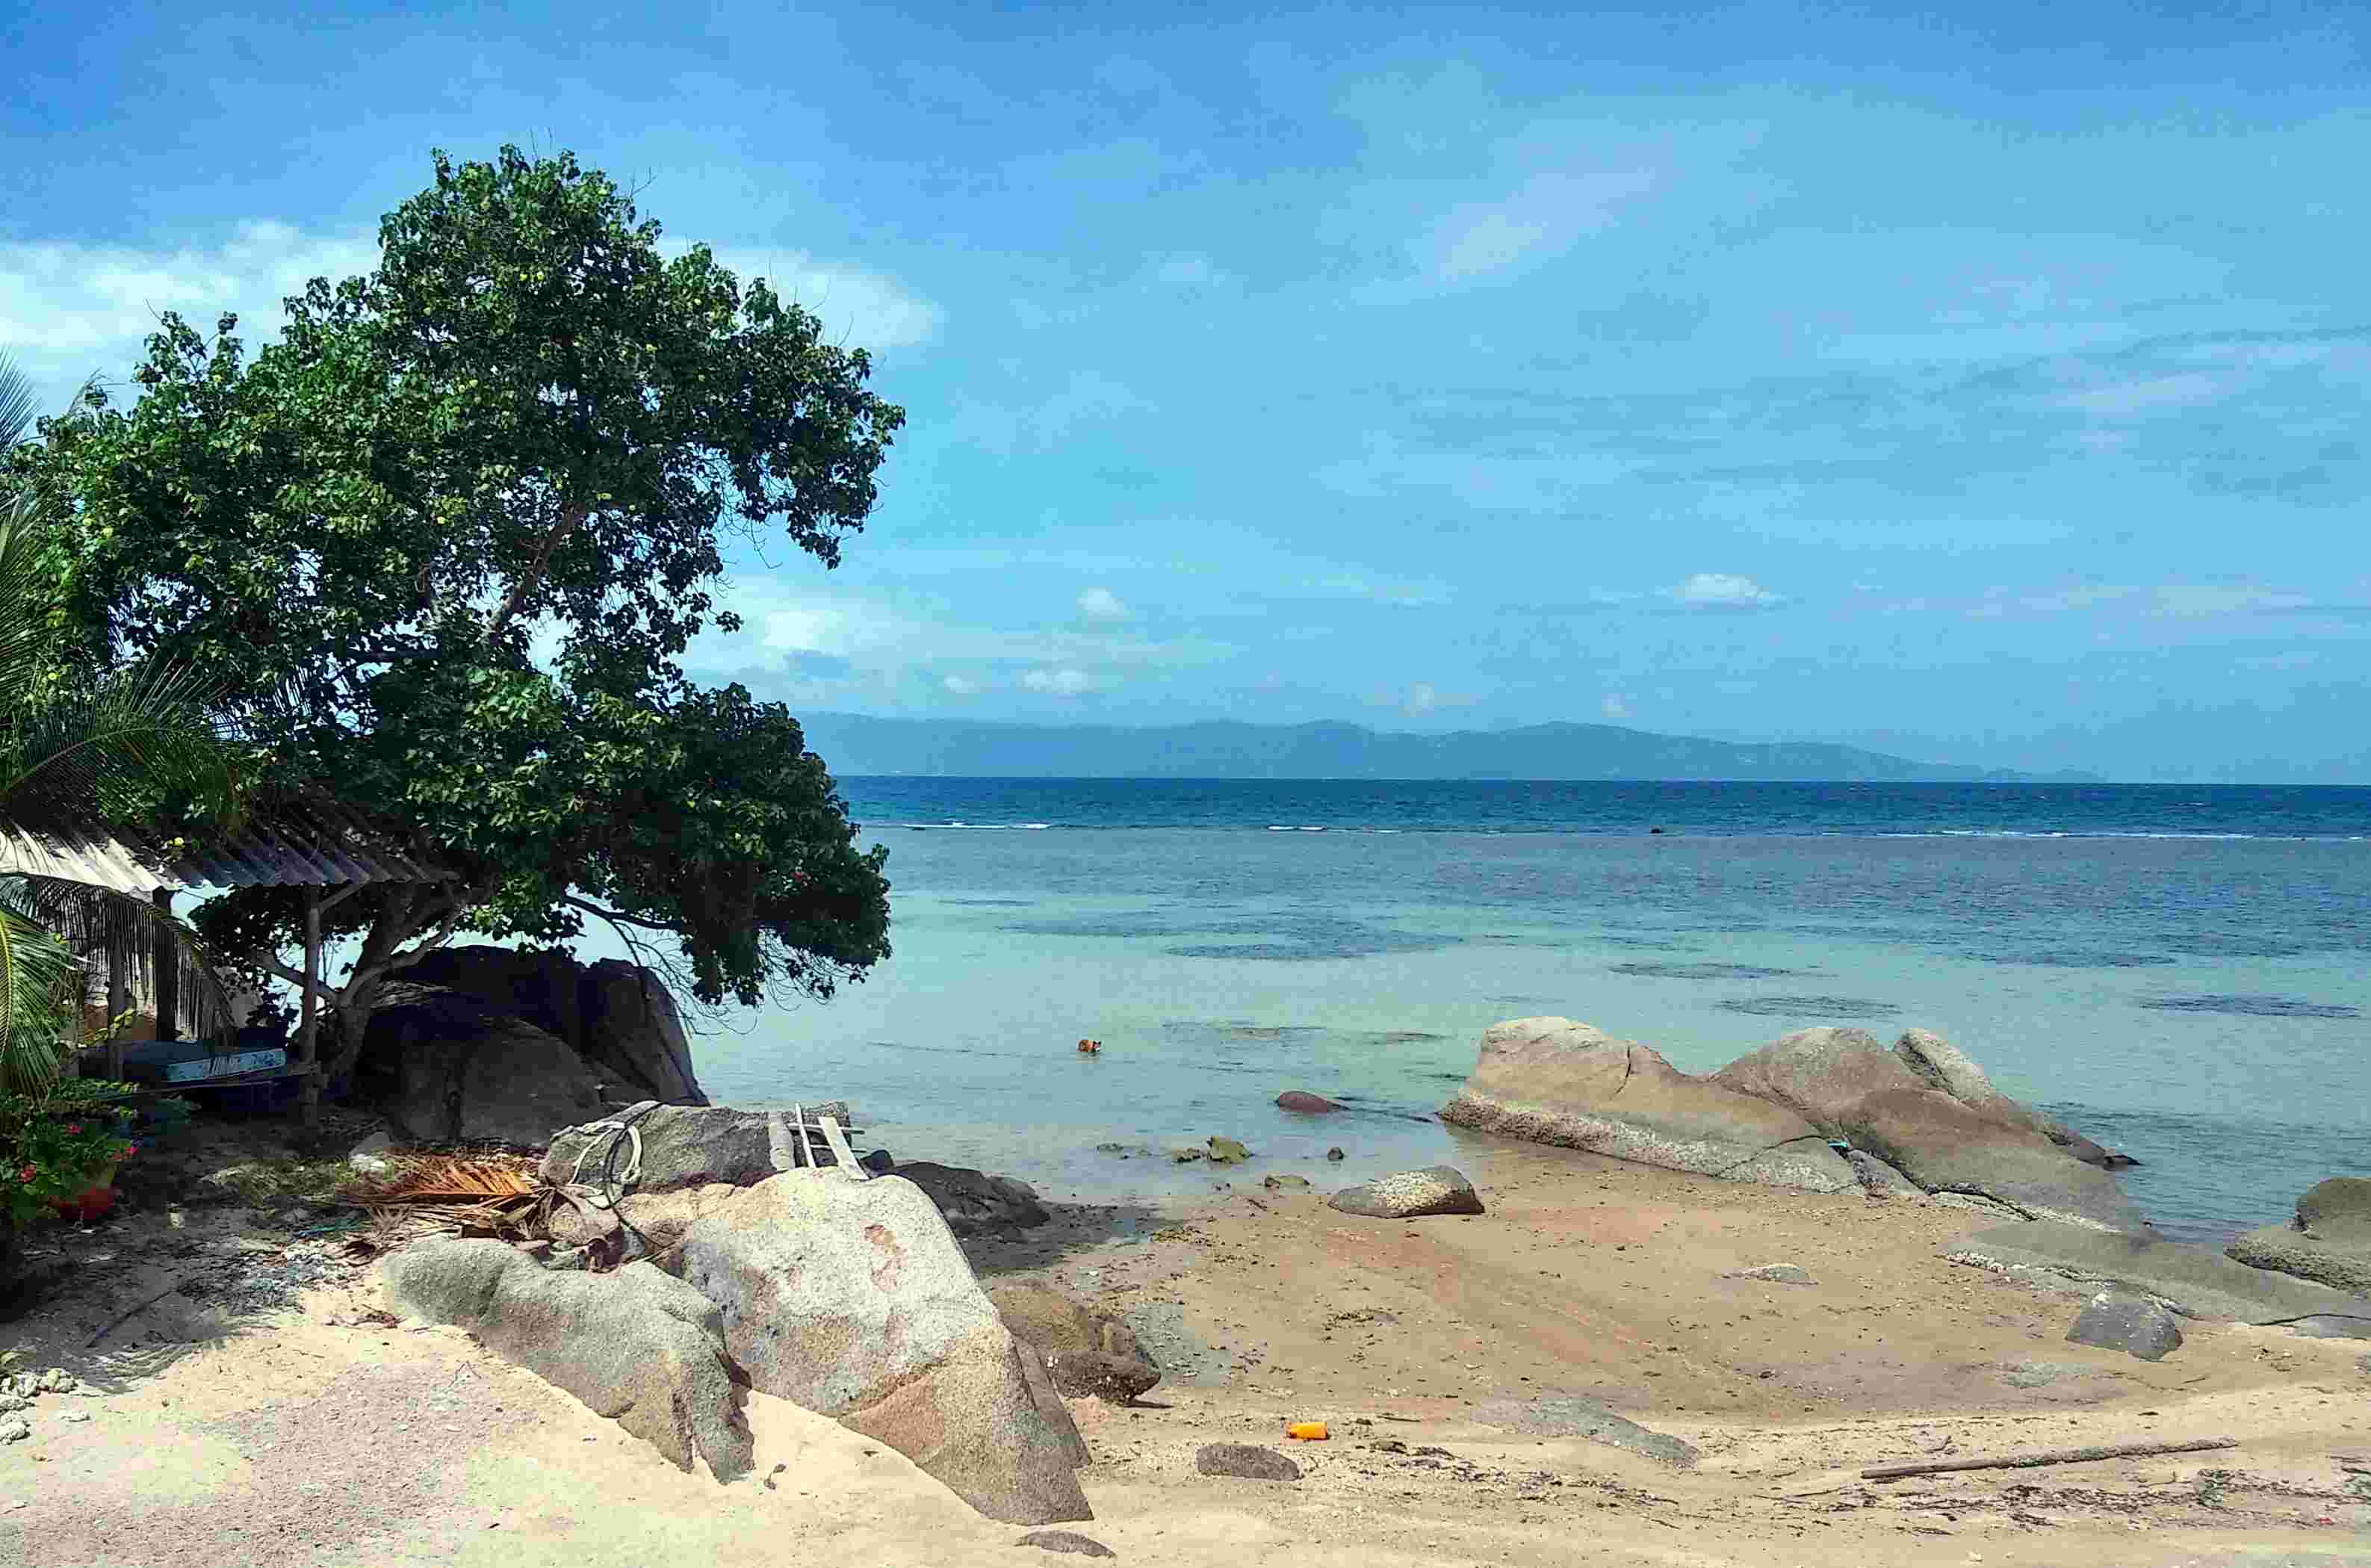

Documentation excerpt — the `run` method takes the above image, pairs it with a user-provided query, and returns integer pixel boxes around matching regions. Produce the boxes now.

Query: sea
[684,779,2370,1245]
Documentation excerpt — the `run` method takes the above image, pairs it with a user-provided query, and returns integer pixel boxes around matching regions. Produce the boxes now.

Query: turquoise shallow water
[674,780,2370,1244]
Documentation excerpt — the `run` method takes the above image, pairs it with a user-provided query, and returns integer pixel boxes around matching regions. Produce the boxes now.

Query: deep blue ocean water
[686,778,2369,1244]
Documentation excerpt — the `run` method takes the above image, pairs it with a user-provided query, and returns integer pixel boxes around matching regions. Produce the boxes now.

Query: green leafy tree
[12,146,899,1073]
[0,356,241,1091]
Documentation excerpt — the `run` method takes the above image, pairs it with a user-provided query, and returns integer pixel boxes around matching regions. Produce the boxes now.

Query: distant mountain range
[793,714,2102,784]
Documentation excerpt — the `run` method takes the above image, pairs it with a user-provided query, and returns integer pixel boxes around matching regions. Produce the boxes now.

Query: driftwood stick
[1862,1436,2236,1481]
[85,1279,190,1348]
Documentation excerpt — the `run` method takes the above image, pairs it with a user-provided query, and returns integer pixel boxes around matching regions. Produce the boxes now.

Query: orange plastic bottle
[1286,1422,1328,1442]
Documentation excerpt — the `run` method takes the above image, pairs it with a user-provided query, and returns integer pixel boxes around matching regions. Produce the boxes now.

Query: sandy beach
[7,1132,2368,1568]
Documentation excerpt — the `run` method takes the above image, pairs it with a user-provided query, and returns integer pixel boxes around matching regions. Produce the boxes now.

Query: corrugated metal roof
[0,797,456,895]
[0,824,165,896]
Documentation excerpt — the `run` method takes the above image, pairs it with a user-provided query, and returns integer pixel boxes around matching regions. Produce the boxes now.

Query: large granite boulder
[1945,1222,2371,1334]
[353,985,607,1147]
[670,1170,1091,1525]
[2066,1288,2184,1360]
[1895,1028,2133,1169]
[388,945,707,1105]
[988,1283,1162,1401]
[1440,1017,1855,1192]
[541,1105,784,1192]
[382,1236,751,1478]
[2228,1177,2371,1295]
[1712,1027,2146,1232]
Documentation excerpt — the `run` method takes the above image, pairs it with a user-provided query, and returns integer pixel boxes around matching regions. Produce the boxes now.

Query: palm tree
[0,354,244,1091]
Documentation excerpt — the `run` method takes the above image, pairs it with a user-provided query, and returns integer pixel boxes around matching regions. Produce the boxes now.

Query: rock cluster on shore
[1441,1016,2147,1231]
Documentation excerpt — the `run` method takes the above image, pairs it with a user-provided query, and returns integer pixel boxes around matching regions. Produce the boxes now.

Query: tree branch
[256,953,341,1007]
[484,501,586,649]
[561,894,682,935]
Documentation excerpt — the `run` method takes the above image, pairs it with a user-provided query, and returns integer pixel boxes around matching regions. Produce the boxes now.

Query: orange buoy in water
[1286,1422,1328,1442]
[1076,1038,1102,1053]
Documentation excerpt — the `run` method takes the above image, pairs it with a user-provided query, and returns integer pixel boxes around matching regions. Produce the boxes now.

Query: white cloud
[1664,572,1785,610]
[941,673,980,695]
[669,242,941,349]
[1021,667,1097,696]
[1077,586,1129,622]
[1601,693,1632,720]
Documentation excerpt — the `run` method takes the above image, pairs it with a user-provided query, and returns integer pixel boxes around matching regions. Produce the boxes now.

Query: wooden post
[300,886,322,1131]
[105,945,128,1082]
[152,887,179,1042]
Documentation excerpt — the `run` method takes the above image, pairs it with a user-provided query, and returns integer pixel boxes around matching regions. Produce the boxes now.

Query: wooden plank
[107,1062,320,1100]
[817,1115,863,1177]
[1861,1436,2237,1481]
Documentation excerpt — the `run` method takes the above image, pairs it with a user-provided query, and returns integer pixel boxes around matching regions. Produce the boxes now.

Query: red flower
[65,1124,82,1135]
[125,1143,140,1156]
[17,1166,32,1183]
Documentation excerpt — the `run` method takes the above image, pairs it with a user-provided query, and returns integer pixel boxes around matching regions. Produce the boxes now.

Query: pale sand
[7,1138,2370,1567]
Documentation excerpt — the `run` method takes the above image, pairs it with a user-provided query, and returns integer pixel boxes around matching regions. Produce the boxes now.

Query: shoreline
[11,1131,2368,1565]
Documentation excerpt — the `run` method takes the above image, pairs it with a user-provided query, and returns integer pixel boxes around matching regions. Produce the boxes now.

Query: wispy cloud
[1021,667,1097,695]
[1077,586,1129,621]
[1422,169,1659,283]
[1664,572,1785,612]
[668,241,942,349]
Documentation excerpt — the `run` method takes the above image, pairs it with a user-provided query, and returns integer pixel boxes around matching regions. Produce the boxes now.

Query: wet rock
[1194,1443,1301,1481]
[2066,1289,2184,1361]
[1328,1165,1484,1220]
[1171,1147,1206,1164]
[1017,1531,1116,1558]
[1206,1136,1251,1165]
[1275,1091,1344,1114]
[895,1162,1052,1239]
[672,1171,1091,1525]
[1325,1147,1345,1162]
[1262,1174,1311,1191]
[1723,1263,1814,1285]
[990,1283,1162,1402]
[1442,1017,1855,1193]
[1846,1150,1922,1200]
[2228,1177,2371,1295]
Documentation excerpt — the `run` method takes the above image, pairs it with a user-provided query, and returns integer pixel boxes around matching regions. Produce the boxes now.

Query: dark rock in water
[1712,1026,2147,1231]
[859,1148,896,1174]
[1194,1443,1301,1481]
[1473,1395,1697,1466]
[387,944,708,1105]
[1206,1136,1251,1165]
[2066,1289,2184,1361]
[1328,1165,1484,1219]
[1611,961,1796,981]
[896,1162,1052,1239]
[356,986,605,1147]
[2227,1177,2371,1295]
[1442,1017,1855,1194]
[990,1283,1162,1402]
[2139,993,2360,1019]
[1275,1091,1345,1114]
[1326,1147,1346,1161]
[1017,1531,1117,1558]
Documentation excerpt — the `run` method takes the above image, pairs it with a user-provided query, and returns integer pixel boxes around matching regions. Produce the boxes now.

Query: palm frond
[0,353,34,451]
[6,873,236,1043]
[341,1152,540,1206]
[0,889,84,1094]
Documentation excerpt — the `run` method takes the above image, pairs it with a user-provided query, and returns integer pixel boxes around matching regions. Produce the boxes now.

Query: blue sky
[4,1,2368,780]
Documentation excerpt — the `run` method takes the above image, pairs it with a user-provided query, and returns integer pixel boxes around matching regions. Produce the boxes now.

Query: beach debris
[1195,1442,1302,1481]
[336,1150,545,1252]
[1016,1531,1116,1558]
[1075,1039,1101,1055]
[1861,1434,2237,1481]
[1723,1263,1816,1285]
[990,1283,1162,1402]
[384,1236,754,1481]
[1326,1147,1345,1161]
[1327,1165,1484,1220]
[1475,1395,1698,1466]
[2066,1289,2184,1361]
[1275,1091,1344,1114]
[1206,1136,1251,1165]
[347,1131,397,1177]
[1286,1421,1329,1441]
[675,1172,1092,1525]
